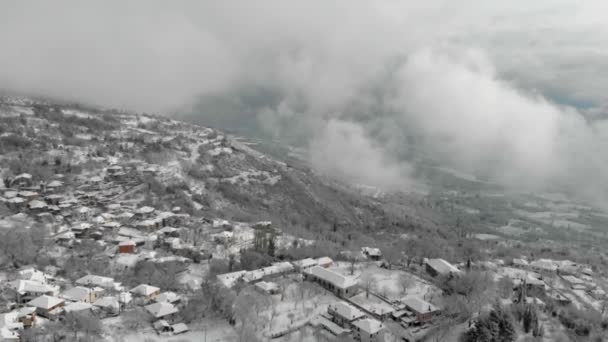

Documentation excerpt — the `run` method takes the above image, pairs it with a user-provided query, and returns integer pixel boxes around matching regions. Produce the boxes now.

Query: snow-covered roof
[27,200,47,209]
[562,275,585,285]
[145,302,178,318]
[61,286,91,302]
[292,258,317,269]
[93,296,119,309]
[352,318,384,334]
[306,266,358,289]
[401,296,439,314]
[329,301,366,321]
[89,176,103,183]
[362,247,382,257]
[18,191,37,198]
[17,307,36,318]
[530,259,558,272]
[118,292,133,304]
[18,268,49,283]
[130,284,160,296]
[172,323,189,334]
[46,180,63,188]
[3,191,17,199]
[75,274,115,288]
[137,206,155,215]
[255,281,280,293]
[242,262,294,283]
[9,280,58,295]
[119,240,136,247]
[426,258,460,275]
[27,295,64,310]
[317,257,333,266]
[217,271,247,288]
[14,173,32,180]
[154,292,181,303]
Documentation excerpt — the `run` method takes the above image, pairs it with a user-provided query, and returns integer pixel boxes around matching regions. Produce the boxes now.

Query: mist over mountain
[3,1,608,201]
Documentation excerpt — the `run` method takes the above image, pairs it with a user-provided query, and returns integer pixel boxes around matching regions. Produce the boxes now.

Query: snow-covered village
[1,95,608,342]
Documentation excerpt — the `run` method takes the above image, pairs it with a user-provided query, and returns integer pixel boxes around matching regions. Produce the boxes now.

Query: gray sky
[2,1,608,198]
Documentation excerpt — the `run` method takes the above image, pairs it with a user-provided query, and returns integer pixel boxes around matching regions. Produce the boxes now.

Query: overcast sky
[2,1,608,199]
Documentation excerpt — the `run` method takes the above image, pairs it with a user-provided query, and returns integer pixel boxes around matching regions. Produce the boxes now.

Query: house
[77,206,92,221]
[145,302,179,322]
[157,227,180,238]
[118,241,136,254]
[304,266,358,298]
[75,275,115,289]
[6,197,26,210]
[400,296,440,325]
[10,173,33,189]
[44,194,63,205]
[106,165,125,180]
[513,258,529,269]
[16,307,37,328]
[18,191,39,201]
[254,281,281,295]
[27,200,48,213]
[61,286,99,303]
[351,318,385,342]
[588,287,606,300]
[217,271,247,288]
[117,211,134,224]
[425,258,460,277]
[45,180,63,192]
[292,258,318,272]
[362,247,382,261]
[54,231,75,247]
[348,292,395,320]
[309,315,351,338]
[26,295,64,319]
[328,301,366,327]
[529,259,558,274]
[241,262,295,284]
[142,166,158,176]
[318,257,333,268]
[72,223,91,238]
[546,290,571,305]
[520,276,546,297]
[136,206,155,218]
[154,292,181,304]
[171,322,189,335]
[93,296,120,316]
[18,268,51,284]
[7,280,59,303]
[153,319,173,334]
[130,284,161,300]
[136,219,161,231]
[562,275,586,290]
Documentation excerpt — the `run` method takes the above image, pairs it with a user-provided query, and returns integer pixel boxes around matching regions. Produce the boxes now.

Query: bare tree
[399,273,414,296]
[382,245,402,270]
[360,273,376,298]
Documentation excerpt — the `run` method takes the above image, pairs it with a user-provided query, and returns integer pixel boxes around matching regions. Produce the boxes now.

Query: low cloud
[2,1,608,198]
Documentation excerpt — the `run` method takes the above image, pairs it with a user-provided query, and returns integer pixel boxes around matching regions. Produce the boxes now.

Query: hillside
[0,95,437,242]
